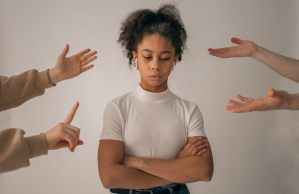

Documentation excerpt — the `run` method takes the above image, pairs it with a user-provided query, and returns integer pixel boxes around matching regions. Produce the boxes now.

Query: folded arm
[122,136,213,183]
[98,140,173,190]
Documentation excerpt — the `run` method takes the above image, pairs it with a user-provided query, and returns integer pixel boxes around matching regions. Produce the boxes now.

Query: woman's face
[133,34,179,92]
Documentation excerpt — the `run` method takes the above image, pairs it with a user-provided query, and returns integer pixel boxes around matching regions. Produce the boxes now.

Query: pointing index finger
[64,102,79,124]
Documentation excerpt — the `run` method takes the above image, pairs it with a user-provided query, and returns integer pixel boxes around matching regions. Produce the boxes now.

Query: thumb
[231,37,243,45]
[267,88,276,97]
[60,44,69,58]
[77,140,84,145]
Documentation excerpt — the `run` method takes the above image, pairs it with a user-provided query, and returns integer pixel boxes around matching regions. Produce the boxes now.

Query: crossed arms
[97,136,213,190]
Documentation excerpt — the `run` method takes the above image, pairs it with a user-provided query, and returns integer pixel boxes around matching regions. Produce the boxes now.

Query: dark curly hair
[118,3,187,66]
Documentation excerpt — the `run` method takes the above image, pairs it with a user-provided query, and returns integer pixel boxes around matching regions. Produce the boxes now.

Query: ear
[132,51,137,62]
[174,55,179,65]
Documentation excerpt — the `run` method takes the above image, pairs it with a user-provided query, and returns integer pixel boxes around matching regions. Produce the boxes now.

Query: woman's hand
[225,89,291,113]
[122,155,139,169]
[208,37,258,59]
[49,44,97,84]
[44,102,83,152]
[176,137,209,159]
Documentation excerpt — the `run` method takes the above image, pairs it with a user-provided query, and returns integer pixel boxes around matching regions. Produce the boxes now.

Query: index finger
[64,102,79,124]
[74,48,91,58]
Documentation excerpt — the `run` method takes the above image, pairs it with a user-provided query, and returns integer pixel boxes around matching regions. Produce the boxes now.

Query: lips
[149,75,161,81]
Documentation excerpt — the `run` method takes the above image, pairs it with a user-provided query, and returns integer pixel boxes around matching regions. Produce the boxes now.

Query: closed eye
[161,58,170,61]
[143,56,151,59]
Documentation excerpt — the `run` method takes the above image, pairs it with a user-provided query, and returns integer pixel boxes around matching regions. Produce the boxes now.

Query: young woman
[98,4,213,194]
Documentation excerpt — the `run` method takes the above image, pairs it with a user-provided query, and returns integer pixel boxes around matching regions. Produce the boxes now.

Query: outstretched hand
[225,89,291,113]
[45,102,83,152]
[208,37,258,59]
[49,44,97,84]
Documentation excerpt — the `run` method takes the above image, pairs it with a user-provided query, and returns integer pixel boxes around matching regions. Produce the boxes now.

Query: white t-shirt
[100,84,206,160]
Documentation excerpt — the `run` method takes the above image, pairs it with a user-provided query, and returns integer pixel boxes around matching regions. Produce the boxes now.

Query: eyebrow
[141,49,172,54]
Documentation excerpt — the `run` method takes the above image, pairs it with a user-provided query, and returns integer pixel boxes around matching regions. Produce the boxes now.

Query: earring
[132,60,136,67]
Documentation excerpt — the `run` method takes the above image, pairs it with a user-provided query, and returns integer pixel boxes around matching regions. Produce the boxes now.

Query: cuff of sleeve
[24,133,48,158]
[34,69,56,92]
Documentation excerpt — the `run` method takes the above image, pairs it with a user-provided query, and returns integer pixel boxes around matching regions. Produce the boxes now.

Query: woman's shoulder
[106,91,134,108]
[172,93,199,110]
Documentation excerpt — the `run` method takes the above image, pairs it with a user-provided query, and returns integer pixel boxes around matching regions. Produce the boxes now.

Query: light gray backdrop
[0,0,298,193]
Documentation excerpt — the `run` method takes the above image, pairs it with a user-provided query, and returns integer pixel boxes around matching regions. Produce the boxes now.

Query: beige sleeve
[0,69,55,112]
[0,128,48,174]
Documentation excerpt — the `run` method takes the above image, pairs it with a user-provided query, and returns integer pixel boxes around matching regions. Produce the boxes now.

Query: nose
[150,59,161,71]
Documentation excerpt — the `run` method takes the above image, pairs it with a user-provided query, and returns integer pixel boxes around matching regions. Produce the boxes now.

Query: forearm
[0,128,48,174]
[132,156,213,183]
[0,69,55,112]
[101,164,173,189]
[254,46,299,83]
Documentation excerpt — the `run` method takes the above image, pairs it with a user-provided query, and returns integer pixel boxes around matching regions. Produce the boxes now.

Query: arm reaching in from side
[0,45,97,112]
[225,89,299,113]
[0,102,83,174]
[208,37,299,83]
[122,136,213,184]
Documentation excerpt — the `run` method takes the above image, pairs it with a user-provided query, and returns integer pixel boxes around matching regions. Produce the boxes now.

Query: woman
[98,4,213,194]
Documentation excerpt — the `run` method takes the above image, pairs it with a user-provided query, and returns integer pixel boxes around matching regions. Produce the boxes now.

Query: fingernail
[204,140,207,142]
[205,143,208,146]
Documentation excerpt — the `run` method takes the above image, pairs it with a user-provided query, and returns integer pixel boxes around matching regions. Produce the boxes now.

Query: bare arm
[122,136,213,183]
[225,89,299,113]
[254,46,299,83]
[98,140,173,190]
[208,37,299,83]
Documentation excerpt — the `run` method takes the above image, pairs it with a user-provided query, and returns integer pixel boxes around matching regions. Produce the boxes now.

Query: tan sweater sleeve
[0,128,48,174]
[0,69,55,112]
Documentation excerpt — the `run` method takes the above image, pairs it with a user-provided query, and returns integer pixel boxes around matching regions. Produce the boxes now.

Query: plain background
[0,0,299,193]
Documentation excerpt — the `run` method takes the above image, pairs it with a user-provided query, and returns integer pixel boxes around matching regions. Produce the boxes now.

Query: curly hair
[118,3,187,66]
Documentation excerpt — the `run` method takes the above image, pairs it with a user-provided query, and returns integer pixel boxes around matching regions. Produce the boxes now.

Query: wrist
[48,68,62,84]
[132,157,146,170]
[252,44,262,61]
[285,93,299,110]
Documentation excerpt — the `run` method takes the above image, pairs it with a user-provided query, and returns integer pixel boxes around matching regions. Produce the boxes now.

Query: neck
[140,78,168,93]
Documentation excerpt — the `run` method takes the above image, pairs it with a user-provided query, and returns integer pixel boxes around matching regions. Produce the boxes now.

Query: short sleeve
[187,106,206,137]
[100,102,123,141]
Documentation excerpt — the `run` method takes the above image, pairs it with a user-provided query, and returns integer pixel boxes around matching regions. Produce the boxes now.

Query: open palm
[54,44,97,82]
[225,89,290,113]
[208,37,258,58]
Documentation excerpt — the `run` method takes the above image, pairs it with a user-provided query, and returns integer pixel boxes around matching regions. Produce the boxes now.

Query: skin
[45,102,83,152]
[45,45,97,151]
[208,37,299,113]
[98,34,213,190]
[132,34,178,93]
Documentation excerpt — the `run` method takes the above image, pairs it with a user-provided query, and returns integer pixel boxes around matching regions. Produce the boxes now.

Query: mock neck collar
[133,84,174,103]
